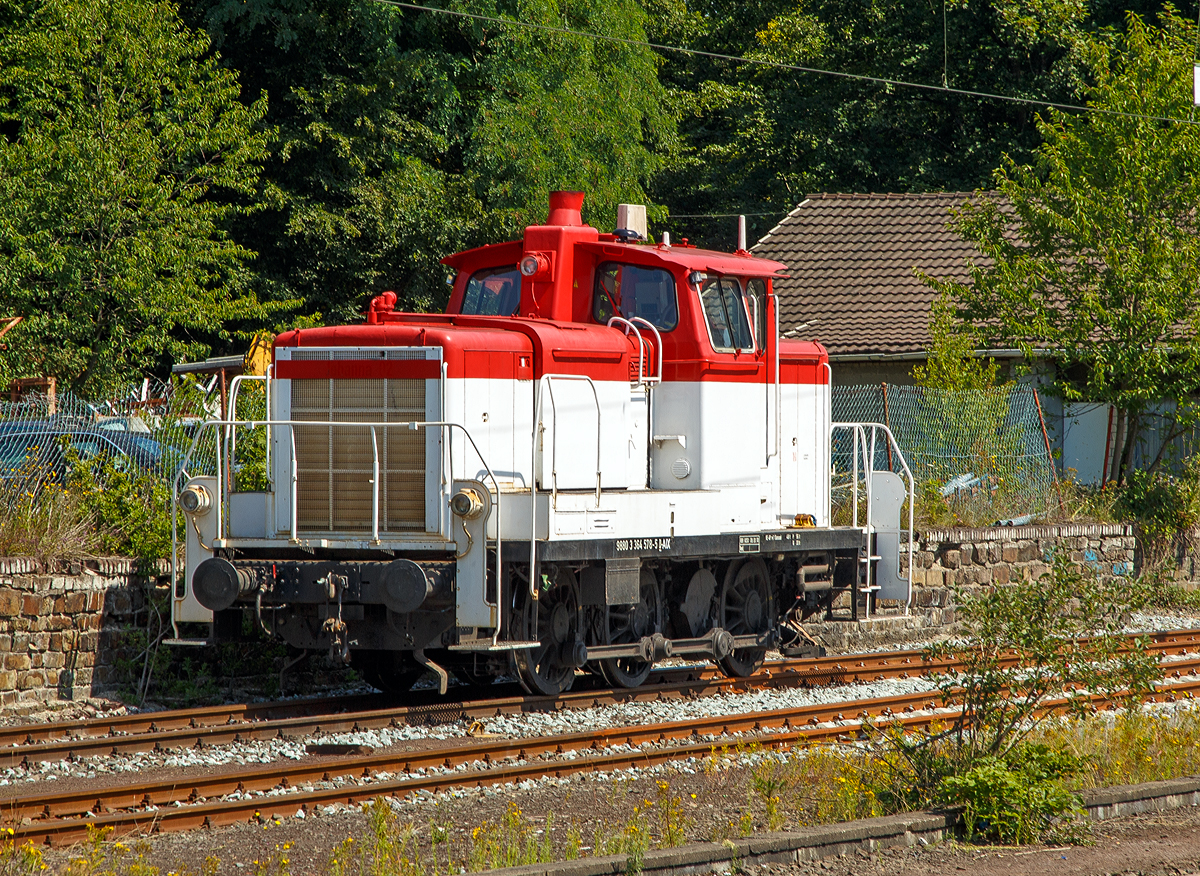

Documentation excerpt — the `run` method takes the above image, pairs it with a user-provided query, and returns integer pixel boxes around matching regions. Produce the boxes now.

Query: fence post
[881,383,893,470]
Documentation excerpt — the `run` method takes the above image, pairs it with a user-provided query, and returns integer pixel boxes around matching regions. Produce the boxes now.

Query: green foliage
[1115,463,1200,544]
[912,296,1000,392]
[185,0,676,323]
[929,10,1200,484]
[0,0,274,395]
[649,0,1107,248]
[68,452,174,573]
[882,556,1161,830]
[937,744,1082,844]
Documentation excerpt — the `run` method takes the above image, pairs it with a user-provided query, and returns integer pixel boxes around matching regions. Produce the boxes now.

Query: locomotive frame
[169,192,915,696]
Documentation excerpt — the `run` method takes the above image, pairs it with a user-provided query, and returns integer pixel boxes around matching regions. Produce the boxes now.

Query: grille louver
[291,377,427,533]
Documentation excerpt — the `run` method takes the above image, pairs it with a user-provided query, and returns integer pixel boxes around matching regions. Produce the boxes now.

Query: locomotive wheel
[718,559,773,678]
[597,568,663,689]
[513,569,581,696]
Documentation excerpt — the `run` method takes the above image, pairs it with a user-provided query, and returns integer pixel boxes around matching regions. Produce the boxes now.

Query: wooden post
[9,376,56,415]
[1033,389,1065,513]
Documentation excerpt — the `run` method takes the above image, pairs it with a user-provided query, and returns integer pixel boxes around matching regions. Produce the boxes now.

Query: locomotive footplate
[520,526,866,563]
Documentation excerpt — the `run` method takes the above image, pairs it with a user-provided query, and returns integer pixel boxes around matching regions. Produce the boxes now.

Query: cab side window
[699,276,754,351]
[593,262,679,331]
[746,278,767,349]
[460,266,521,316]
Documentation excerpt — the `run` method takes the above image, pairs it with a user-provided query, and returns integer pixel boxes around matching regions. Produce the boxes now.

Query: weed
[655,780,689,848]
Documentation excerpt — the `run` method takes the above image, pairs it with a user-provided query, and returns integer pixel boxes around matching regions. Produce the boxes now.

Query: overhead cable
[375,0,1198,127]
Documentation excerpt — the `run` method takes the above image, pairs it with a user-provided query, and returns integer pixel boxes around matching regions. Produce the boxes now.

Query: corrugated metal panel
[291,377,427,533]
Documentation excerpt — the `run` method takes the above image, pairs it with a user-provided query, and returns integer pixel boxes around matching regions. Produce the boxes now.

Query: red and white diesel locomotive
[172,192,913,695]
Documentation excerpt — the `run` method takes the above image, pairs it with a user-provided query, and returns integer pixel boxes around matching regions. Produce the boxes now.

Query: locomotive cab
[170,192,914,697]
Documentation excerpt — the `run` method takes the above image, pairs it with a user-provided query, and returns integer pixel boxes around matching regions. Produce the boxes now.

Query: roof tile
[751,192,1004,356]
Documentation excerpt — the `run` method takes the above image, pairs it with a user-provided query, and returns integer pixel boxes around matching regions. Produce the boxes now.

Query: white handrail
[289,426,298,542]
[530,373,602,598]
[628,317,663,384]
[370,426,380,542]
[226,374,271,493]
[830,421,915,616]
[606,316,646,384]
[767,292,781,462]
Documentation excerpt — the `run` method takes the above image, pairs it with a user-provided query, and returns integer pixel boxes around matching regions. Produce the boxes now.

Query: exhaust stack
[547,191,584,226]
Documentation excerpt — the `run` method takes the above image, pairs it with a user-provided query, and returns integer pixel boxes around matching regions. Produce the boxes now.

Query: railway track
[4,627,1198,768]
[1,627,1199,847]
[6,653,1200,847]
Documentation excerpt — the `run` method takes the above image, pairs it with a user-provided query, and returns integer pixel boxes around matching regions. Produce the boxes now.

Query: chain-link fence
[0,378,230,497]
[833,383,1057,522]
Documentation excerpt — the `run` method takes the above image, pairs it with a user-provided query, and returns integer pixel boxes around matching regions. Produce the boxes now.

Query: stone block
[992,565,1011,585]
[42,652,64,669]
[909,568,926,586]
[975,566,993,585]
[0,671,15,691]
[942,550,960,569]
[1018,542,1038,562]
[20,595,44,617]
[0,589,21,617]
[62,592,87,614]
[3,654,30,671]
[47,616,72,632]
[44,669,58,686]
[17,671,44,690]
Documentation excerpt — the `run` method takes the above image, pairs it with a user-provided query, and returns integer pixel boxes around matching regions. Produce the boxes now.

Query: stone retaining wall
[803,523,1139,653]
[0,558,146,709]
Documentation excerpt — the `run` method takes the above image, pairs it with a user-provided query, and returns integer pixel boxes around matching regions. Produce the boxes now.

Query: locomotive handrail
[822,361,832,525]
[831,421,915,617]
[767,292,781,466]
[628,317,663,384]
[606,316,648,385]
[225,374,271,490]
[171,418,505,645]
[530,373,602,599]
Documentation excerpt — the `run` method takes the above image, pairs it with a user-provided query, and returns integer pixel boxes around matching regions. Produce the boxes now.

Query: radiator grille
[291,378,427,533]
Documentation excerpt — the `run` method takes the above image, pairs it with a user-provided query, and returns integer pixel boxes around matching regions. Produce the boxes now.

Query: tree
[926,10,1200,484]
[185,0,676,323]
[0,0,272,395]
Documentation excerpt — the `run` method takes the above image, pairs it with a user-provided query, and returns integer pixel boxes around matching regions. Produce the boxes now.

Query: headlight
[179,484,211,515]
[450,488,484,519]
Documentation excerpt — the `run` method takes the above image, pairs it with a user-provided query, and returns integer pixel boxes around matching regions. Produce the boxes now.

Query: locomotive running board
[447,640,541,651]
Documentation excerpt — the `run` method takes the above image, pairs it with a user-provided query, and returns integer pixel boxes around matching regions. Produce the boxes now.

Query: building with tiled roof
[752,191,1018,386]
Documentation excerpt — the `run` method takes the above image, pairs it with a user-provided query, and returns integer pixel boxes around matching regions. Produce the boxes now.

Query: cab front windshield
[460,266,521,316]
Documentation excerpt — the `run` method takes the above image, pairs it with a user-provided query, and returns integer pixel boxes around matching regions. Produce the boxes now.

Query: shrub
[937,743,1083,843]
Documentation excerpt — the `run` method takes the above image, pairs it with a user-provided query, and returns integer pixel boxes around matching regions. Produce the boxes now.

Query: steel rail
[8,667,1200,846]
[0,657,934,766]
[4,628,1199,765]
